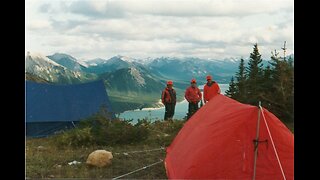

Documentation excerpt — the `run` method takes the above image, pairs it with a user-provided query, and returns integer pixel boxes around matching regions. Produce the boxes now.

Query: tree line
[225,43,293,123]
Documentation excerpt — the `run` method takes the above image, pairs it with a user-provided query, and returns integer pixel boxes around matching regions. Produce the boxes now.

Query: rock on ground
[86,150,113,168]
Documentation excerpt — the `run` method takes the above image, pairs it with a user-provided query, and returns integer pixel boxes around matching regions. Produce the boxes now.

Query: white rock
[68,160,81,165]
[86,150,113,168]
[37,146,46,151]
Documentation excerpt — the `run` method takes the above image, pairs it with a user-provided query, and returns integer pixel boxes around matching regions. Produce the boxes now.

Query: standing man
[203,75,221,104]
[185,79,202,119]
[161,80,176,120]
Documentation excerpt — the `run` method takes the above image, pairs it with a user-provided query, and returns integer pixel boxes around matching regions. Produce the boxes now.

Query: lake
[119,83,229,123]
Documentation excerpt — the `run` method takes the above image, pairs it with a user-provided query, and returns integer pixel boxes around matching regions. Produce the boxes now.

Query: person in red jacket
[203,75,221,104]
[161,80,176,120]
[185,79,202,119]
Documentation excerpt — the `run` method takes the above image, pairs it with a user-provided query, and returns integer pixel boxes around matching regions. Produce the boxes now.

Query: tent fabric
[26,80,114,137]
[165,94,293,180]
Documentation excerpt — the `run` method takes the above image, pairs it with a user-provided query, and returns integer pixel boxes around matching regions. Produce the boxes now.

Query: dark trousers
[164,103,175,120]
[187,102,199,119]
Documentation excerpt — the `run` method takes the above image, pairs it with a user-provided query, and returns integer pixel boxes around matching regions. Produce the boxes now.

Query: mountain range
[26,52,291,113]
[25,52,97,84]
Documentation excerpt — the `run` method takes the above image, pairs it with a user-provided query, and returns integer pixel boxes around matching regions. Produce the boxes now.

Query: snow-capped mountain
[84,55,146,74]
[82,55,241,83]
[99,66,166,113]
[47,53,88,71]
[100,66,164,92]
[84,58,108,66]
[147,57,239,83]
[25,52,96,84]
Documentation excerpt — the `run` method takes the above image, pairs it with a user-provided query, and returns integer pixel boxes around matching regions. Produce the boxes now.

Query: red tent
[165,94,293,180]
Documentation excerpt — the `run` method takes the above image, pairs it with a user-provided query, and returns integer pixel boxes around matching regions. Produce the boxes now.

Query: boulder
[86,150,113,168]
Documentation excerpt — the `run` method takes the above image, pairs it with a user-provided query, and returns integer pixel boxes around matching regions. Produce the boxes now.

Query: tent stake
[252,101,261,180]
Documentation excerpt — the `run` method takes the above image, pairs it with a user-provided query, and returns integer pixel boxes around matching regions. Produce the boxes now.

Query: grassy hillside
[26,118,185,179]
[26,140,167,179]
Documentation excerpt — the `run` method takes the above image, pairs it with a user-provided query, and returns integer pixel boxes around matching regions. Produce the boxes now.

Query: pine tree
[235,58,247,102]
[260,65,273,110]
[262,65,272,89]
[225,76,237,98]
[261,49,294,122]
[226,43,293,123]
[285,55,294,122]
[246,43,264,104]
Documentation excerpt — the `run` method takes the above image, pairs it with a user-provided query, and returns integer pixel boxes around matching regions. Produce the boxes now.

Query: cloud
[121,0,292,17]
[50,19,86,32]
[26,0,293,60]
[39,3,51,13]
[27,20,52,31]
[44,0,293,19]
[68,0,125,19]
[62,0,293,18]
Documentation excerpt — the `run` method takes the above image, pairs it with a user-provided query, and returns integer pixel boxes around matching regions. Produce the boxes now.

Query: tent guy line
[112,159,164,180]
[260,105,287,180]
[114,147,165,155]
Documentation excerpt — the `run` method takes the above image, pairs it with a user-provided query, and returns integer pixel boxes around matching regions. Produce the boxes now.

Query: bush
[152,120,185,134]
[105,119,149,145]
[53,127,94,147]
[51,112,187,148]
[146,120,185,146]
[53,114,150,147]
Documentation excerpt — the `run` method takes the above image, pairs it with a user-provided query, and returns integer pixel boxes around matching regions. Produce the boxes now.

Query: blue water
[119,84,229,123]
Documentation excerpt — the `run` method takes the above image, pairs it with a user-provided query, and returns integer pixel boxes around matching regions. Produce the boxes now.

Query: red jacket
[162,87,176,104]
[204,81,220,103]
[185,86,202,103]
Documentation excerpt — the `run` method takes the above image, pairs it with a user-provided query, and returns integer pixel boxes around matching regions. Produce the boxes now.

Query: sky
[25,0,293,61]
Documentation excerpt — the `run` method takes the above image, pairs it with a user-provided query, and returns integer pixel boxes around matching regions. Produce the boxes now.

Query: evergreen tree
[226,43,293,123]
[262,65,272,89]
[260,65,273,110]
[246,43,264,104]
[262,49,294,122]
[225,76,237,98]
[235,58,247,102]
[285,56,294,123]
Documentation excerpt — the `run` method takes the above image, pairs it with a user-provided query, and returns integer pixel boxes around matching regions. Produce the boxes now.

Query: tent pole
[252,101,261,180]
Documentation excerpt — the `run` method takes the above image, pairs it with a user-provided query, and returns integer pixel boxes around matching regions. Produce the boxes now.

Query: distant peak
[49,53,77,61]
[26,51,64,67]
[26,51,45,58]
[115,55,135,62]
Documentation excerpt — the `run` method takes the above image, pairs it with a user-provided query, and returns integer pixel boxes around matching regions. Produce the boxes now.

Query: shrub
[103,119,149,145]
[53,127,94,147]
[53,113,150,147]
[146,120,185,146]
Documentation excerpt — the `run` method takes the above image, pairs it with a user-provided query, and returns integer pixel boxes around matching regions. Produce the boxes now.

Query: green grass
[26,141,167,179]
[26,119,185,179]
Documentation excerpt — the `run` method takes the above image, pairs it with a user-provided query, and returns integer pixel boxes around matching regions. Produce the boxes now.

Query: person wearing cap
[203,75,221,104]
[185,79,202,119]
[161,80,177,120]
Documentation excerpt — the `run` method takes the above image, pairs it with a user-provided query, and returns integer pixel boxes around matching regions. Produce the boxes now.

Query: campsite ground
[26,139,167,179]
[26,120,293,179]
[26,119,183,179]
